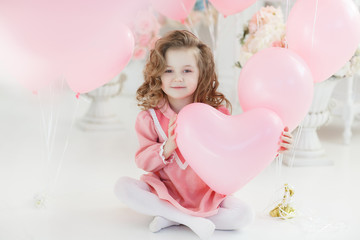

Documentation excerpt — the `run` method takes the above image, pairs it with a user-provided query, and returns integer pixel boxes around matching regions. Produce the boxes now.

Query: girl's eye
[184,69,192,73]
[164,69,172,73]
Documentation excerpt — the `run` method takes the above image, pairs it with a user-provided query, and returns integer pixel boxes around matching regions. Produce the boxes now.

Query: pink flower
[272,40,285,48]
[130,8,162,61]
[133,46,147,60]
[134,10,158,35]
[248,6,282,34]
[137,34,151,46]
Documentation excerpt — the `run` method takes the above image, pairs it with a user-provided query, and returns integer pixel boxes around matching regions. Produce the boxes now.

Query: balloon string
[214,11,222,60]
[35,77,79,207]
[271,125,301,219]
[313,81,318,115]
[180,1,200,38]
[275,153,284,189]
[311,0,319,51]
[38,78,57,168]
[203,0,217,56]
[275,153,283,178]
[35,77,60,207]
[255,0,261,31]
[46,81,54,151]
[288,121,304,168]
[48,79,62,166]
[46,96,80,196]
[48,78,60,163]
[283,0,294,49]
[37,93,48,164]
[272,0,317,218]
[285,0,290,21]
[269,183,296,220]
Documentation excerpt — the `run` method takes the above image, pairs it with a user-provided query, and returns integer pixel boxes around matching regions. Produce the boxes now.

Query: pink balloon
[176,103,283,195]
[150,0,196,22]
[238,47,314,131]
[0,1,119,58]
[286,0,360,83]
[64,23,134,93]
[0,23,60,91]
[0,0,135,93]
[209,0,257,17]
[117,0,152,27]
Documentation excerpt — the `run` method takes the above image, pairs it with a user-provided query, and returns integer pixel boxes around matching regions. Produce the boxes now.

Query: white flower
[239,49,253,67]
[238,6,286,67]
[355,45,360,56]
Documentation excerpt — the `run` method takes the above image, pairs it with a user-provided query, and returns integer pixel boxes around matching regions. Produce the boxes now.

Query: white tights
[114,177,254,239]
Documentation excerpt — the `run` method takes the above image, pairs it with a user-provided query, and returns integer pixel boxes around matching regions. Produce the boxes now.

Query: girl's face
[161,48,199,102]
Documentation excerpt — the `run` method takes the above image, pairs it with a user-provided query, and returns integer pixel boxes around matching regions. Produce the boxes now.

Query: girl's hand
[278,127,293,153]
[163,115,178,159]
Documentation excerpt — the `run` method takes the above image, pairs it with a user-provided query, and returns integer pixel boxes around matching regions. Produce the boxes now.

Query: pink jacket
[135,101,229,217]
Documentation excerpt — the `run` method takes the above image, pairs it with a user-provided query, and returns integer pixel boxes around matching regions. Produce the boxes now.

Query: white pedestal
[331,75,360,145]
[77,74,126,131]
[283,128,331,167]
[283,77,341,167]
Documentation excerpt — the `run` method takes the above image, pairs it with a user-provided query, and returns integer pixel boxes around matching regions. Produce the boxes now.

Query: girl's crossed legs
[114,177,254,239]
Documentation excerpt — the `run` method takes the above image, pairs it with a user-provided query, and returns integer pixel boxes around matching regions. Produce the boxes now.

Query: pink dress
[135,101,229,217]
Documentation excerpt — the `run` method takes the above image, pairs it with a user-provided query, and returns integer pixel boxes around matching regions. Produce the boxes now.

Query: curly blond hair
[136,30,231,112]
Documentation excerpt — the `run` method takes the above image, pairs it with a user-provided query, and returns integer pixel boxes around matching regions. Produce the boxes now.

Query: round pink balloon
[176,103,283,195]
[150,0,196,22]
[286,0,360,83]
[238,47,314,131]
[209,0,257,17]
[0,0,135,93]
[0,22,60,91]
[0,1,124,59]
[64,23,134,93]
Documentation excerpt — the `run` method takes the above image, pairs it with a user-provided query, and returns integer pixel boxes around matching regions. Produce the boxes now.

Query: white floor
[1,83,360,240]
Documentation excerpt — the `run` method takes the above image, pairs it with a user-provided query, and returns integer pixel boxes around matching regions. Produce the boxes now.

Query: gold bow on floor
[269,183,296,220]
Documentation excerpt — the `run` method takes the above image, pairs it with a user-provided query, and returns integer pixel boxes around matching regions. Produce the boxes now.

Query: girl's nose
[174,75,183,82]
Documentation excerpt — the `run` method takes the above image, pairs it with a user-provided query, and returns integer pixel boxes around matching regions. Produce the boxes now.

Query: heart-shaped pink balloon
[176,103,284,195]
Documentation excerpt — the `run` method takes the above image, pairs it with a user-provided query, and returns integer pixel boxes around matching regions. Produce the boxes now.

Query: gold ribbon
[269,183,296,220]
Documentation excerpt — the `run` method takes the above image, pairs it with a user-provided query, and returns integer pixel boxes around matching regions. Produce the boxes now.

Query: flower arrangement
[236,6,286,68]
[131,9,162,60]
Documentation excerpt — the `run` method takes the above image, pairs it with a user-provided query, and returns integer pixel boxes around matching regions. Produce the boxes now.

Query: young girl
[114,30,292,239]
